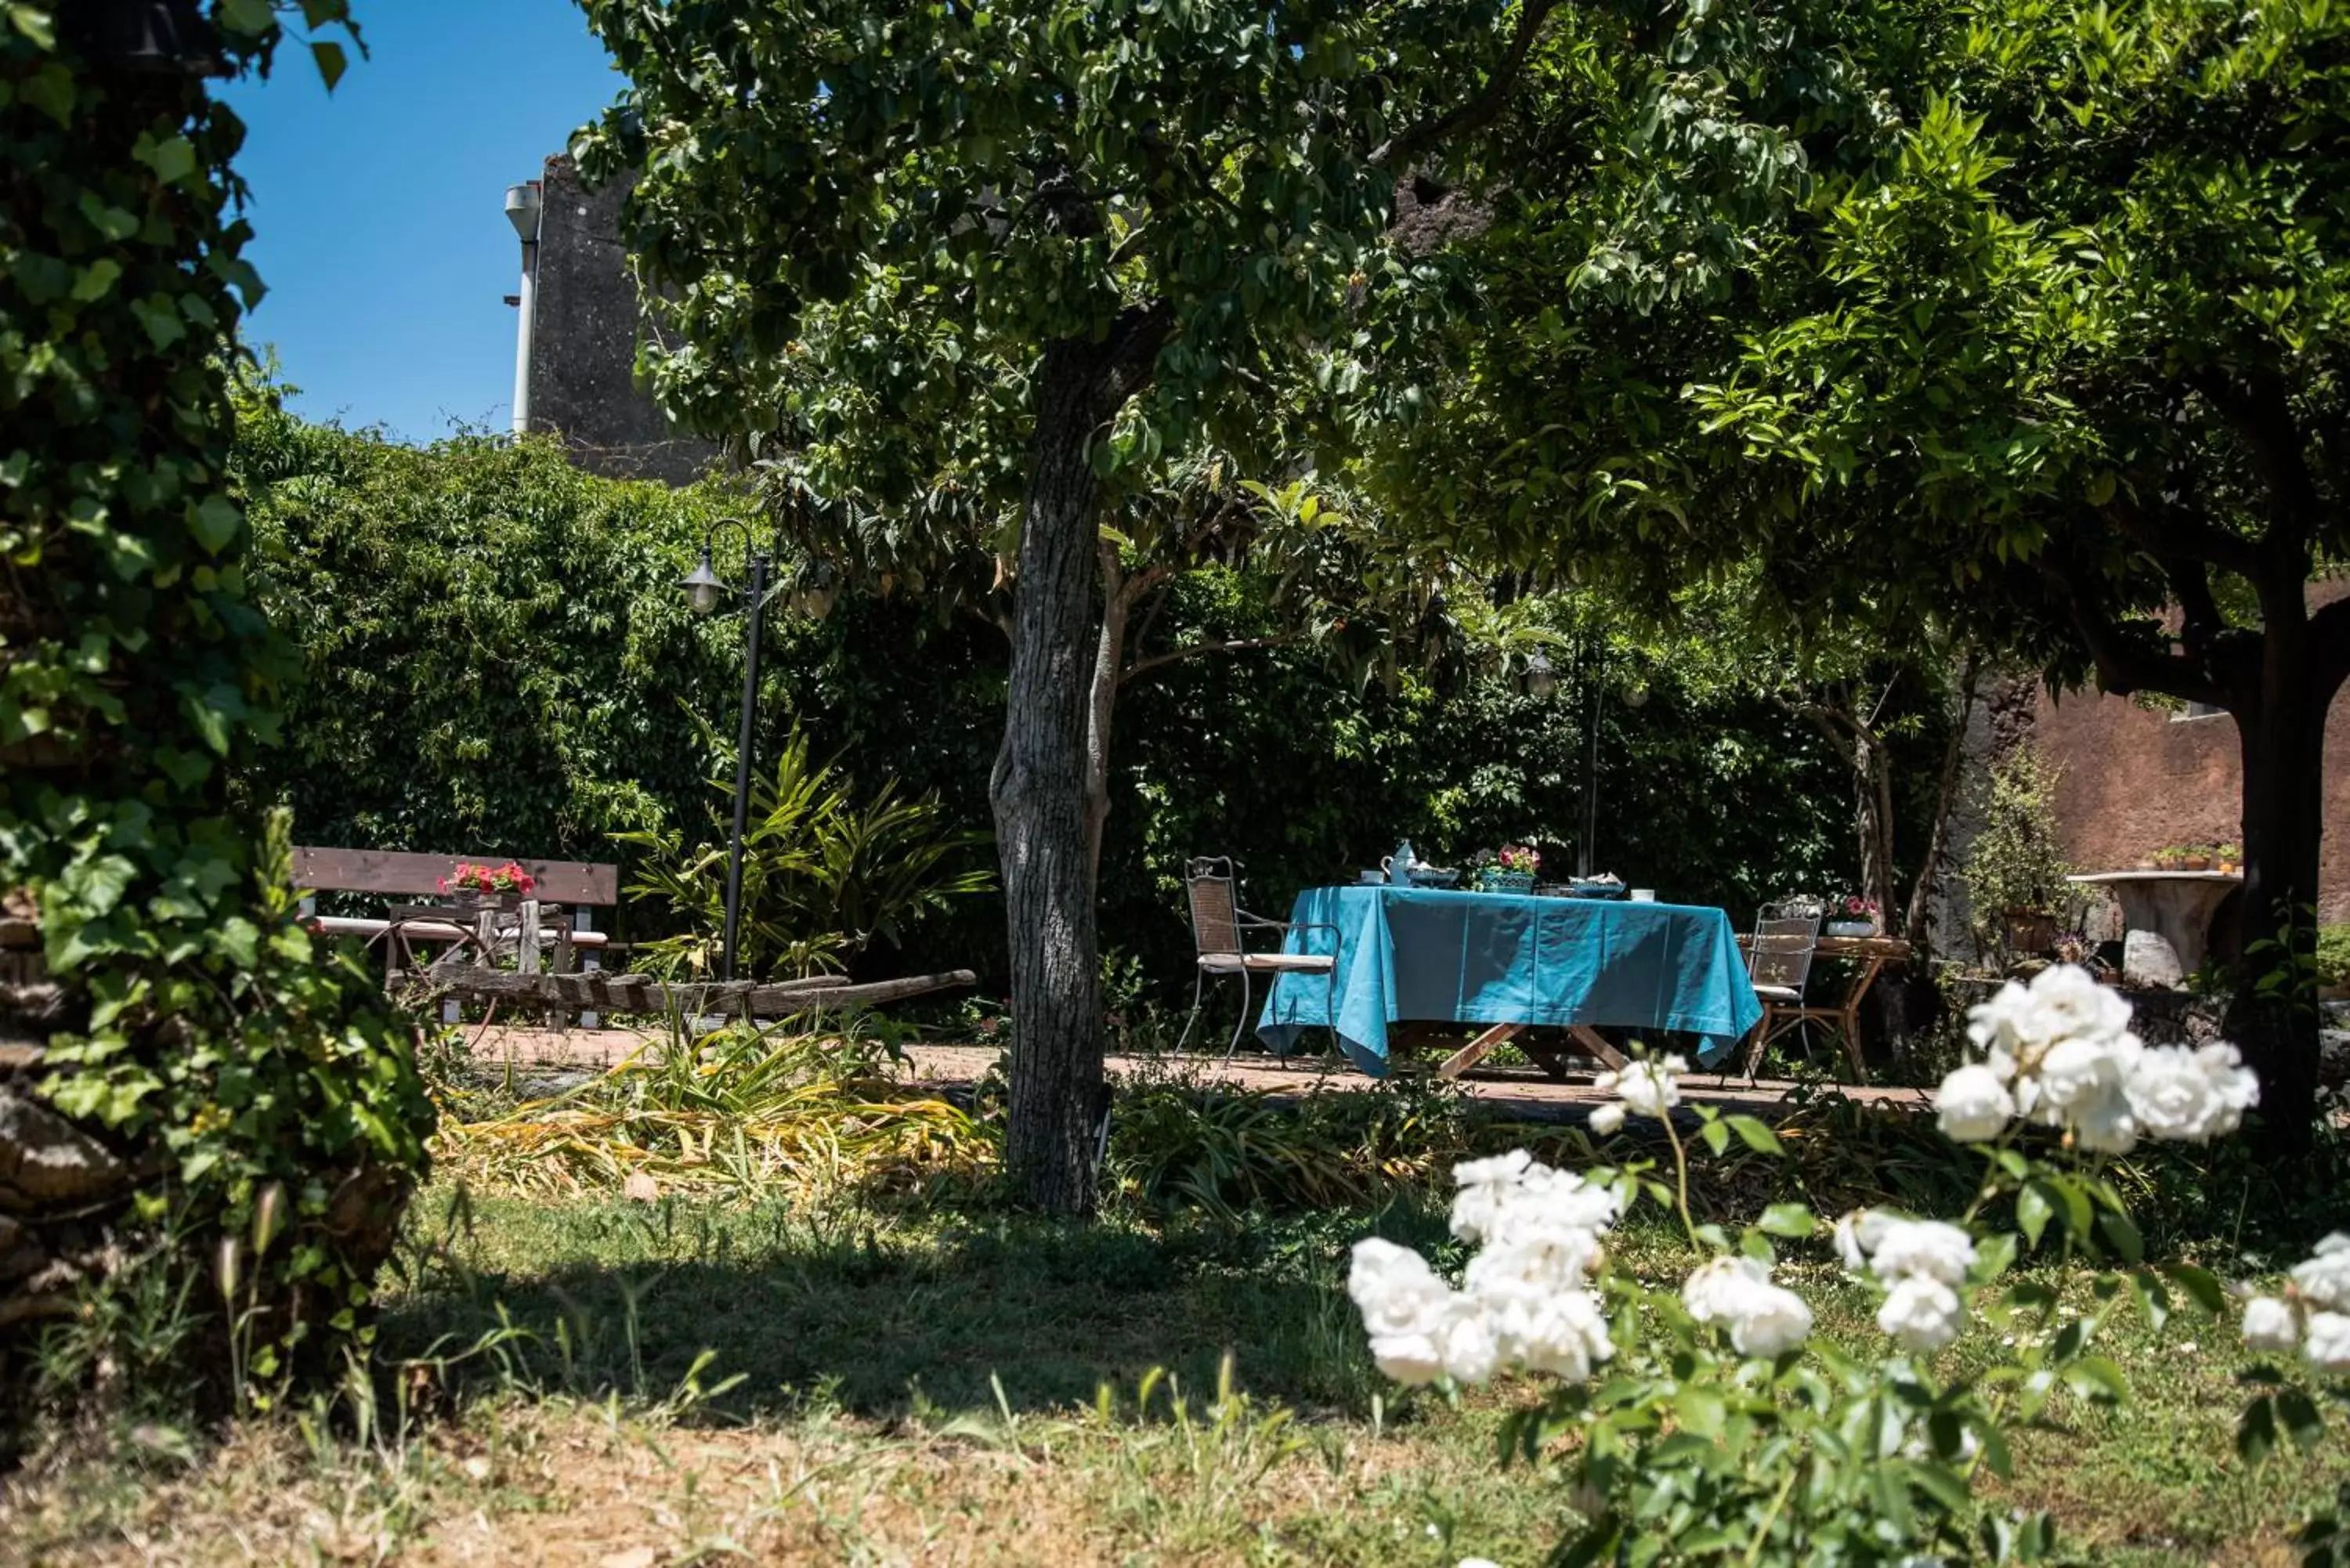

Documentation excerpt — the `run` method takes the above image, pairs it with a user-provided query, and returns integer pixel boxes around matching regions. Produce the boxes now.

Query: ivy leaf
[136,135,198,186]
[190,496,242,555]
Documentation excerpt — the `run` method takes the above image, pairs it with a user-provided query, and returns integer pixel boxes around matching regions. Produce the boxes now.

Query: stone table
[2066,871,2242,985]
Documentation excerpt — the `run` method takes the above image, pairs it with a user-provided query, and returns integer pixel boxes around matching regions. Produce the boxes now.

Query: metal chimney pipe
[504,181,544,435]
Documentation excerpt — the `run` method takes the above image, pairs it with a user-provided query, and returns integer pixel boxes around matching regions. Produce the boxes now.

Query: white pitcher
[1380,840,1419,884]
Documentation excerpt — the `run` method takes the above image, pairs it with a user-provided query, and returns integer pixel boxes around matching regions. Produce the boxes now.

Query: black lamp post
[70,0,225,74]
[686,503,832,987]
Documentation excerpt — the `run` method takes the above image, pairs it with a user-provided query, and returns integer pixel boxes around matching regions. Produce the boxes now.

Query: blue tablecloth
[1256,886,1762,1076]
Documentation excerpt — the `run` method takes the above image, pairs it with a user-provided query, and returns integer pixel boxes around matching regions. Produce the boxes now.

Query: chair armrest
[1235,914,1339,953]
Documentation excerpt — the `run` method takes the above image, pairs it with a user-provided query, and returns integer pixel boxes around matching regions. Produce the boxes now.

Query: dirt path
[453,1024,1932,1122]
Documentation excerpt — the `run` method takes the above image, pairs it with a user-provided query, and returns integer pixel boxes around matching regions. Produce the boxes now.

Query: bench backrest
[291,846,618,906]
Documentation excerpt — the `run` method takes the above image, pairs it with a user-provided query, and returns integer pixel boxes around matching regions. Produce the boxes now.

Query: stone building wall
[2029,579,2350,933]
[525,154,718,486]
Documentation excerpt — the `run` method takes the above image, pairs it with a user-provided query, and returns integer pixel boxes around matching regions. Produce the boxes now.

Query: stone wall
[525,155,719,486]
[2030,579,2350,932]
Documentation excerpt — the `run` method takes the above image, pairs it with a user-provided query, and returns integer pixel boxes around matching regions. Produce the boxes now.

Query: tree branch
[1372,0,1561,171]
[2042,559,2234,709]
[1121,633,1303,686]
[2189,366,2323,557]
[1770,692,1861,767]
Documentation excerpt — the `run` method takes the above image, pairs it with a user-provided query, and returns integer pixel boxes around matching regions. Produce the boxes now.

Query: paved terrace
[455,1026,1936,1123]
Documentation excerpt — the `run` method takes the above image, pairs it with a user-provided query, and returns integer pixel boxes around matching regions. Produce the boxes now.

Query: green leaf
[219,0,276,36]
[2276,1388,2325,1451]
[310,40,349,90]
[1723,1114,1782,1154]
[2096,1210,2143,1263]
[1756,1203,1815,1237]
[6,5,56,48]
[136,135,198,186]
[2165,1263,2229,1314]
[2060,1356,2129,1404]
[2238,1395,2278,1465]
[2016,1182,2052,1248]
[190,497,242,555]
[1674,1385,1725,1438]
[1699,1118,1730,1155]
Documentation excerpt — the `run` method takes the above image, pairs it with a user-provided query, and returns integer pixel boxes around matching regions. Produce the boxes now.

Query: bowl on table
[1567,877,1628,899]
[1406,866,1462,888]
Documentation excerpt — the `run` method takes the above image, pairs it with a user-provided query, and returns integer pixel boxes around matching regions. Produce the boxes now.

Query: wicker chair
[1177,856,1338,1062]
[1741,900,1865,1080]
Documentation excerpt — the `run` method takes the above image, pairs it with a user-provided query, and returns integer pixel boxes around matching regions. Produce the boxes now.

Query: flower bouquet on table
[439,860,537,912]
[1825,894,1882,938]
[1473,844,1540,894]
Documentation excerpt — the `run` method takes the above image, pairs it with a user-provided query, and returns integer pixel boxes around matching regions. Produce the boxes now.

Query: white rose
[1965,981,2041,1057]
[2070,1084,2142,1154]
[1449,1149,1534,1242]
[2305,1311,2350,1374]
[1878,1274,1965,1354]
[1682,1255,1813,1358]
[1832,1208,1891,1272]
[1934,1064,2016,1143]
[2242,1295,2301,1354]
[2036,1033,2141,1121]
[1868,1219,1976,1287]
[1603,1055,1686,1118]
[1349,1239,1452,1339]
[2027,963,2135,1046]
[1369,1331,1444,1385]
[1506,1288,1614,1381]
[1435,1298,1502,1384]
[1465,1228,1603,1296]
[2125,1043,2256,1143]
[1588,1101,1626,1136]
[2291,1237,2350,1313]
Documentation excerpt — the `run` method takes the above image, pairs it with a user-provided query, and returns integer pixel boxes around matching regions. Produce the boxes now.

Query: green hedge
[235,410,1949,1003]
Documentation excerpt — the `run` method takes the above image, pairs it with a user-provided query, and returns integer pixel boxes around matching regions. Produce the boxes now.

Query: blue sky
[222,2,620,442]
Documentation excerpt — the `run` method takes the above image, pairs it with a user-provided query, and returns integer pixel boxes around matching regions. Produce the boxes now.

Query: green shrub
[2319,923,2350,990]
[2,8,432,1436]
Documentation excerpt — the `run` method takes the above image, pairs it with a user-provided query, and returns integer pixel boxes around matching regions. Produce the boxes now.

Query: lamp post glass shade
[504,182,544,244]
[682,552,728,615]
[1524,649,1558,700]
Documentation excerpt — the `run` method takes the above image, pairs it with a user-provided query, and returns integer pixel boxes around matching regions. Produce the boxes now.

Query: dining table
[1255,884,1765,1078]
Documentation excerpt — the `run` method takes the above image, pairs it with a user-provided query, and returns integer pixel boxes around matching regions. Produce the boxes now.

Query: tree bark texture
[991,314,1168,1215]
[1084,542,1129,887]
[2225,609,2335,1162]
[1904,659,1982,953]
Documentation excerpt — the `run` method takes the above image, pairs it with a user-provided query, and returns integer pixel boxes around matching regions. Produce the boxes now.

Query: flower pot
[449,889,521,916]
[2182,855,2211,872]
[1480,871,1537,895]
[1825,919,1878,939]
[2003,909,2060,956]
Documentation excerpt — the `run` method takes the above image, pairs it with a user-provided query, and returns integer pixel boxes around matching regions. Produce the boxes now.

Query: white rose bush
[1347,967,2274,1565]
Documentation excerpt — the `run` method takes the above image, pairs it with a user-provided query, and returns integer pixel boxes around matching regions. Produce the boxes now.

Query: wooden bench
[293,847,619,1026]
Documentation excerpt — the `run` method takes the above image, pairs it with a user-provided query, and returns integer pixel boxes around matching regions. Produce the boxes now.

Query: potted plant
[439,859,537,914]
[1825,894,1882,938]
[2153,845,2183,871]
[1476,844,1540,894]
[2181,844,2213,872]
[2216,841,2241,876]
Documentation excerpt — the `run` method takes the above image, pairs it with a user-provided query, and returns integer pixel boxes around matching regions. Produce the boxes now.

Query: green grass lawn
[7,1176,2342,1566]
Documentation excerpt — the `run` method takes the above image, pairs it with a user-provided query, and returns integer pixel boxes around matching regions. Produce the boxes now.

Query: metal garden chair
[1740,899,1867,1080]
[1176,856,1338,1063]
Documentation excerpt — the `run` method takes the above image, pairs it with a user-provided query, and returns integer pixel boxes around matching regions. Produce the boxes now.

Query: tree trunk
[1084,542,1128,887]
[2228,612,2331,1162]
[1853,728,1900,923]
[1904,659,1982,953]
[992,341,1112,1215]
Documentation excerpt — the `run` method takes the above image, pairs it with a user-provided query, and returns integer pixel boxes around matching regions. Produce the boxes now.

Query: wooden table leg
[1836,957,1885,1085]
[1439,1023,1522,1079]
[1567,1024,1629,1070]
